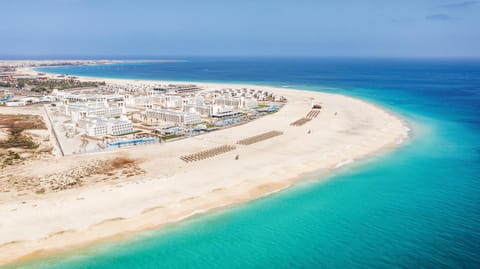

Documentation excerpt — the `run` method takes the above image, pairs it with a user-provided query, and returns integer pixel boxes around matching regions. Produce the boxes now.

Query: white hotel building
[213,96,258,109]
[65,104,123,123]
[81,117,134,137]
[107,119,135,136]
[146,108,201,125]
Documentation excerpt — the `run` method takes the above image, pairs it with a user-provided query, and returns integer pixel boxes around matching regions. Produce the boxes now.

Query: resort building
[183,104,211,116]
[132,96,154,106]
[214,96,242,108]
[5,100,26,106]
[212,95,258,109]
[107,119,134,136]
[37,81,284,148]
[84,119,108,137]
[66,104,123,123]
[242,97,258,109]
[82,117,134,137]
[165,96,183,109]
[173,84,201,94]
[146,108,201,125]
[183,96,205,106]
[88,106,122,118]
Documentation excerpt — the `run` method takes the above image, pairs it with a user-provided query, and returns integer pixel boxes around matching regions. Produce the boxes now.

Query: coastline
[0,66,410,266]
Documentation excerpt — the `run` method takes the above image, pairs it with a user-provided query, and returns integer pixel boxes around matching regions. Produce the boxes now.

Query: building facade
[84,118,133,137]
[146,108,201,125]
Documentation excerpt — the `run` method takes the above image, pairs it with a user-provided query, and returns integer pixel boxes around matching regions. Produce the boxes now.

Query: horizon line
[2,55,480,61]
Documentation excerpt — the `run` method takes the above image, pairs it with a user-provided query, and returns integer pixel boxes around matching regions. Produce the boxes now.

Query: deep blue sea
[15,58,480,269]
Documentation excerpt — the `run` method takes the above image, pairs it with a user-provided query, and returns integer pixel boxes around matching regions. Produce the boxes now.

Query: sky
[1,0,479,58]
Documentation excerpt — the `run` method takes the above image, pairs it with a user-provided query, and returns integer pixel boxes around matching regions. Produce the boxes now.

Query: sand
[0,69,409,265]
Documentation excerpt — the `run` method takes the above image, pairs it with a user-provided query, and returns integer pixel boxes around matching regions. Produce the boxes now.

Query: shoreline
[0,65,410,266]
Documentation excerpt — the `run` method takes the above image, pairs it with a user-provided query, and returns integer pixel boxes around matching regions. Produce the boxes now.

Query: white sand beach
[0,71,409,265]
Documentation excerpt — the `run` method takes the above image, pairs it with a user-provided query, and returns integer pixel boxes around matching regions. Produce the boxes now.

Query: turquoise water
[14,58,480,268]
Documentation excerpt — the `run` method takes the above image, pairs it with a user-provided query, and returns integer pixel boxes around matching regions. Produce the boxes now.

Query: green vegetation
[0,128,39,149]
[0,114,47,130]
[31,87,49,93]
[0,114,46,150]
[15,78,105,92]
[2,150,22,167]
[162,134,181,141]
[112,130,140,137]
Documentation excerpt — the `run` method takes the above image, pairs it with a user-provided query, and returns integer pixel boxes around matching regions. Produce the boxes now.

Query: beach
[0,70,409,266]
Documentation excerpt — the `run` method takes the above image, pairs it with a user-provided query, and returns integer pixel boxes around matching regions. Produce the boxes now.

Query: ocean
[13,58,480,268]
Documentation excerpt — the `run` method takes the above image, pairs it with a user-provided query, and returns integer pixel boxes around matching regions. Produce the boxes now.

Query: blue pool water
[16,58,480,268]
